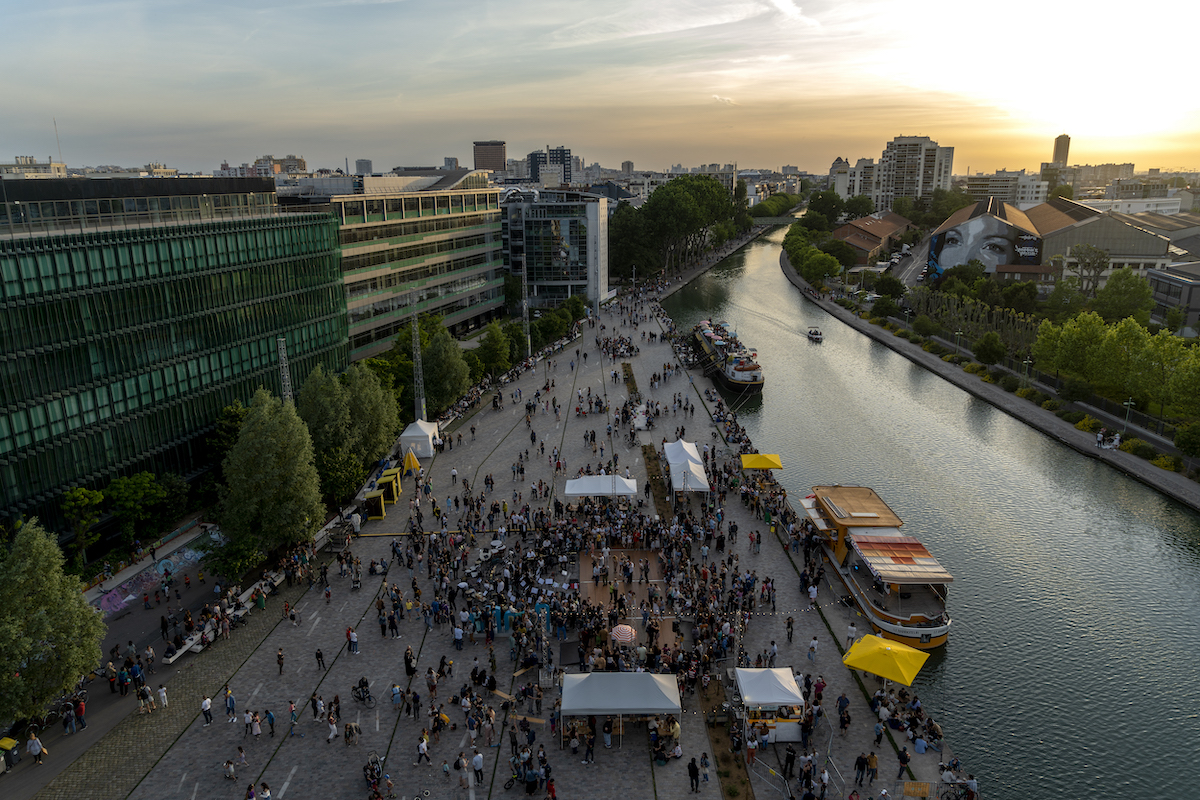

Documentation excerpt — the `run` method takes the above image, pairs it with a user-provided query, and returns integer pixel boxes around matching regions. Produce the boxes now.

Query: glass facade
[0,204,347,529]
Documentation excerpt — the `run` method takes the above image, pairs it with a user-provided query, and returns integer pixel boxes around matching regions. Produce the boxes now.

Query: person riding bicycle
[354,677,370,699]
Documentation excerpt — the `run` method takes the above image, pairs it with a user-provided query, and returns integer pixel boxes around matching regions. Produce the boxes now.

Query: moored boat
[691,320,764,394]
[800,485,952,649]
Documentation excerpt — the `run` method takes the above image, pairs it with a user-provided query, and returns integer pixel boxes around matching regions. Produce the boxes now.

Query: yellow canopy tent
[380,467,403,484]
[842,635,930,686]
[377,471,401,504]
[740,454,783,470]
[363,490,387,520]
[403,449,421,477]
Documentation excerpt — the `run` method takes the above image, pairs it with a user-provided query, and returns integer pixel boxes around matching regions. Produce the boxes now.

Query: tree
[1031,319,1062,373]
[875,274,906,299]
[62,487,104,564]
[972,331,1006,365]
[806,190,844,223]
[799,251,842,286]
[1095,317,1150,395]
[844,195,874,220]
[206,399,249,484]
[1091,267,1153,325]
[217,389,323,575]
[1136,329,1186,417]
[298,365,350,456]
[476,322,511,379]
[912,314,939,338]
[1171,349,1200,417]
[1043,276,1087,322]
[871,296,900,320]
[1000,281,1039,315]
[891,197,915,222]
[0,519,105,726]
[1056,311,1108,384]
[1051,184,1074,200]
[502,320,527,362]
[819,239,858,270]
[564,294,586,321]
[463,349,484,383]
[1069,244,1110,298]
[105,472,167,544]
[1165,305,1187,334]
[1174,422,1200,464]
[414,326,469,416]
[971,277,1002,307]
[799,211,829,232]
[153,473,191,529]
[344,364,400,467]
[940,260,986,288]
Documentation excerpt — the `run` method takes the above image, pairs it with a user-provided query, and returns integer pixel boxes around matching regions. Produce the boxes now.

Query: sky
[3,0,1197,176]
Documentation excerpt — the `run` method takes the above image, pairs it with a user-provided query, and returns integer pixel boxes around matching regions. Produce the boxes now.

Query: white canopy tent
[668,459,710,492]
[563,476,638,498]
[560,674,682,747]
[663,439,702,466]
[734,668,807,707]
[399,419,439,459]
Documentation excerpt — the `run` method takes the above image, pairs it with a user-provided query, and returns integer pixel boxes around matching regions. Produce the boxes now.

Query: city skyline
[5,0,1196,175]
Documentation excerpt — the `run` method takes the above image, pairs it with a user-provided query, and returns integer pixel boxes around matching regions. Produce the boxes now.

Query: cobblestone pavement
[36,280,952,800]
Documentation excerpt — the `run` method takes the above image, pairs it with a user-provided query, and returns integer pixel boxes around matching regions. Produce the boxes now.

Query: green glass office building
[0,178,348,529]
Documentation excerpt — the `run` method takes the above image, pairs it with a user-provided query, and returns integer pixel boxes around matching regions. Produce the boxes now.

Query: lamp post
[1022,358,1032,388]
[954,329,963,357]
[904,308,911,330]
[1123,397,1135,432]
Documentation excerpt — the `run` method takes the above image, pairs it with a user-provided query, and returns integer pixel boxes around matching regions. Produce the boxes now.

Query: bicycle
[351,684,377,708]
[939,784,971,800]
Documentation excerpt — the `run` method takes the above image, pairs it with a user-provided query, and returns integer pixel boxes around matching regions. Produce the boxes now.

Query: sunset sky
[4,0,1196,175]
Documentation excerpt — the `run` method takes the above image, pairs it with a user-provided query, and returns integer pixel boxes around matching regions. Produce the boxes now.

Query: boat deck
[841,548,947,624]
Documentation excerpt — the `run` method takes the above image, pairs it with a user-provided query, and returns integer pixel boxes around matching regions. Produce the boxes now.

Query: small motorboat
[807,327,823,343]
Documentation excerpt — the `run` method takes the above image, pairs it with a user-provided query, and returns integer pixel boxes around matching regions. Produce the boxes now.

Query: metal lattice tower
[521,266,532,359]
[277,336,293,403]
[411,311,427,421]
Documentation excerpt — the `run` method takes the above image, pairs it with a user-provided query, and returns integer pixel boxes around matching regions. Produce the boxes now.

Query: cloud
[766,0,818,25]
[712,95,738,105]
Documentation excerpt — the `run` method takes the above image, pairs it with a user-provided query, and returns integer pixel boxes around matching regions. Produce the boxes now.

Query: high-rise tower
[1053,134,1070,166]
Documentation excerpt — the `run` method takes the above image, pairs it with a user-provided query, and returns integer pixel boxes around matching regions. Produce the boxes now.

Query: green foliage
[819,239,858,269]
[875,274,906,299]
[1058,410,1086,424]
[1057,312,1107,384]
[298,365,350,457]
[1042,399,1062,411]
[154,473,191,526]
[62,487,104,564]
[1015,387,1037,400]
[1074,414,1103,433]
[608,202,657,282]
[1091,267,1154,325]
[1043,276,1088,322]
[1060,377,1093,402]
[417,327,470,418]
[502,320,528,362]
[940,260,987,288]
[477,322,511,379]
[615,175,739,277]
[0,519,105,726]
[1051,184,1074,200]
[1001,281,1039,315]
[1031,319,1062,373]
[463,349,485,383]
[912,314,939,338]
[1174,422,1200,459]
[1118,437,1158,459]
[105,472,168,544]
[564,294,587,321]
[972,331,1007,365]
[999,374,1021,392]
[749,193,802,217]
[801,252,842,285]
[844,195,874,220]
[972,277,1003,307]
[891,196,915,222]
[1165,305,1187,334]
[1172,349,1200,417]
[871,296,900,320]
[217,389,323,575]
[963,362,986,375]
[1151,454,1181,471]
[799,211,829,232]
[207,399,249,484]
[1069,244,1111,298]
[806,190,844,222]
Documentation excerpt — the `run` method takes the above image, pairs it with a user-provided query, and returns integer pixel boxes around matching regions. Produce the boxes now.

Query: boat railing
[841,564,945,627]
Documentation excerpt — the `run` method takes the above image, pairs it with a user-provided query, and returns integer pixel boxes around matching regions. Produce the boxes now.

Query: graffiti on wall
[95,547,203,618]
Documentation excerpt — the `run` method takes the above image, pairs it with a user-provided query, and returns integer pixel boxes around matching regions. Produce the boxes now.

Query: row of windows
[0,216,337,300]
[0,344,345,515]
[1,287,346,410]
[349,269,497,326]
[0,316,345,456]
[341,232,497,274]
[2,254,343,354]
[345,251,497,301]
[0,193,276,233]
[340,213,499,248]
[349,286,503,354]
[335,193,499,226]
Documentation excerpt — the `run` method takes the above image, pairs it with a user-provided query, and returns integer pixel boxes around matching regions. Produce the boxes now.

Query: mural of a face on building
[928,215,1041,281]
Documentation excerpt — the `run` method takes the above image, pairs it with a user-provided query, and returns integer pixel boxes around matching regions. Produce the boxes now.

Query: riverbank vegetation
[608,175,753,282]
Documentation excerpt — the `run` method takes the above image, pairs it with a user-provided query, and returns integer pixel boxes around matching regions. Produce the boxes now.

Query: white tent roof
[399,419,439,458]
[669,459,710,492]
[664,440,702,466]
[734,668,807,708]
[564,476,638,498]
[560,673,682,716]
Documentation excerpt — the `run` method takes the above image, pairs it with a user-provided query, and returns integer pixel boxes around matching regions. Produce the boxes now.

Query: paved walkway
[31,284,946,800]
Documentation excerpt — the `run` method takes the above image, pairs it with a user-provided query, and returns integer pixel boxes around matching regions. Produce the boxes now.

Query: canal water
[661,227,1200,800]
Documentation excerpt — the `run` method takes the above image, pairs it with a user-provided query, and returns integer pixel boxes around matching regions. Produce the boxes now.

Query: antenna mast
[53,118,63,166]
[277,337,293,403]
[411,312,426,421]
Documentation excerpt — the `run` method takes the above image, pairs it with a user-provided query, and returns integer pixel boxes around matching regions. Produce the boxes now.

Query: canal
[661,226,1200,800]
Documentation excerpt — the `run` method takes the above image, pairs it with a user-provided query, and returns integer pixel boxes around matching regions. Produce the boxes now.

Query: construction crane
[411,311,427,421]
[277,336,293,403]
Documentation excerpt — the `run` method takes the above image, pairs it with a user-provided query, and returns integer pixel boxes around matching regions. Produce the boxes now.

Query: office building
[444,157,459,171]
[696,164,738,195]
[215,154,307,177]
[1148,263,1200,336]
[1053,134,1070,166]
[964,169,1048,207]
[2,156,68,179]
[279,170,503,360]
[473,141,507,172]
[526,146,572,185]
[501,189,608,308]
[621,161,634,175]
[355,159,373,175]
[0,177,347,530]
[872,136,954,212]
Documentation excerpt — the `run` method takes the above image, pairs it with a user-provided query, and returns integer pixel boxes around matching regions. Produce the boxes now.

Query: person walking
[896,746,910,779]
[157,685,168,709]
[201,695,213,726]
[866,751,878,785]
[264,709,276,737]
[415,735,431,765]
[277,649,284,675]
[700,752,710,783]
[688,757,700,793]
[315,649,326,670]
[808,636,818,662]
[225,686,237,722]
[326,714,339,743]
[583,733,595,764]
[26,731,45,765]
[854,752,868,786]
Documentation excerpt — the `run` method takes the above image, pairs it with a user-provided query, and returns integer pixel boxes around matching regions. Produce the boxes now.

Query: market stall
[563,475,638,498]
[733,668,807,743]
[560,673,682,749]
[377,468,402,504]
[362,489,387,520]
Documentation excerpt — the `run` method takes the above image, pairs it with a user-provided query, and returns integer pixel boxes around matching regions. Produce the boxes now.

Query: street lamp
[904,308,911,329]
[954,329,963,357]
[1123,397,1135,432]
[1022,358,1032,387]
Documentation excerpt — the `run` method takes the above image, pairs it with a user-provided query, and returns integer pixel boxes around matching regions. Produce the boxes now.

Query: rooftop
[811,485,903,528]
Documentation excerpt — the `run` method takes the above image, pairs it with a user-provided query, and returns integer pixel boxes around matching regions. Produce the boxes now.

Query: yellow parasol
[841,635,930,686]
[403,449,421,476]
[740,454,783,470]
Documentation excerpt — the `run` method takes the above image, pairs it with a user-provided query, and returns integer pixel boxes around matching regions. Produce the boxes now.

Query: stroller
[363,750,385,784]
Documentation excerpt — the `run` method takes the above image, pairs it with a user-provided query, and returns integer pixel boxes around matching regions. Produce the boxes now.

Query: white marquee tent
[733,668,807,708]
[668,459,710,492]
[399,419,439,459]
[664,439,702,465]
[563,476,638,498]
[561,673,682,716]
